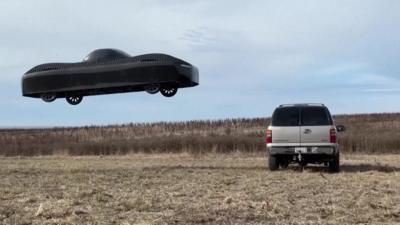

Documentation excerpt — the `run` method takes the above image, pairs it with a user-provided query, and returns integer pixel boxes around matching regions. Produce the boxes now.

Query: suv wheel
[268,155,279,171]
[328,153,340,173]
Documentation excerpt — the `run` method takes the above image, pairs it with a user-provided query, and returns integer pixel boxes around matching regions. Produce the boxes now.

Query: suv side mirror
[336,125,346,132]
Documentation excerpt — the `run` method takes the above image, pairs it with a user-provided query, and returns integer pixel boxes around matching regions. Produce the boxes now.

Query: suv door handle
[303,129,312,134]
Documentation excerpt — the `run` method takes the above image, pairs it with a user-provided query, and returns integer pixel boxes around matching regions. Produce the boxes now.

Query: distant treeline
[1,114,400,156]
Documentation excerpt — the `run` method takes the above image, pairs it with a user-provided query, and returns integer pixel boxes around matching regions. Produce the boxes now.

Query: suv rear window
[301,107,332,126]
[271,107,299,126]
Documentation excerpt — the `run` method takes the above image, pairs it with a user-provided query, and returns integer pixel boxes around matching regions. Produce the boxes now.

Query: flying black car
[22,49,199,105]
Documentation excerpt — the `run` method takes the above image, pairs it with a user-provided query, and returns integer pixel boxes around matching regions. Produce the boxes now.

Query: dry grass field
[2,113,400,156]
[1,153,400,225]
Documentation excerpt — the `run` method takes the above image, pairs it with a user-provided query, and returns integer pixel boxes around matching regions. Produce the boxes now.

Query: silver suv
[266,104,345,172]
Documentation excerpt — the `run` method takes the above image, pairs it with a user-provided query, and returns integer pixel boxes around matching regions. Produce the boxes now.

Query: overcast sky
[1,0,400,127]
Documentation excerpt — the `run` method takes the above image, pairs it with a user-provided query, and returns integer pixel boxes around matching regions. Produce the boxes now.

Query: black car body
[22,49,199,105]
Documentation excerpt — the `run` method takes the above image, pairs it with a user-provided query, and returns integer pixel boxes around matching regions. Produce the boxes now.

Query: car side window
[271,107,299,126]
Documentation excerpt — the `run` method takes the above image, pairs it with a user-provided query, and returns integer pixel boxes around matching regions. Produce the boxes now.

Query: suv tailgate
[270,107,300,146]
[300,106,334,146]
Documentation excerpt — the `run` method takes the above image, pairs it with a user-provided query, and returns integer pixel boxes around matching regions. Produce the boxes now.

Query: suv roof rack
[279,103,325,107]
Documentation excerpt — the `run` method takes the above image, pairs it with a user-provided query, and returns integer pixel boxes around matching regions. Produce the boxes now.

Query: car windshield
[301,107,332,126]
[271,107,299,126]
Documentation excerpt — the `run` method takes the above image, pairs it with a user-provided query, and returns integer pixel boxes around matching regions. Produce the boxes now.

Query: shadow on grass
[340,163,400,173]
[143,163,400,173]
[287,163,400,173]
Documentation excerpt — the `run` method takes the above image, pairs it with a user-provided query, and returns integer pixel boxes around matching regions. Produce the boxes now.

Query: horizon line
[1,112,399,130]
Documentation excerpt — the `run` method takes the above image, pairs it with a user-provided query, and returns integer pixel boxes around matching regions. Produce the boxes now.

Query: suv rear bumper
[267,146,337,155]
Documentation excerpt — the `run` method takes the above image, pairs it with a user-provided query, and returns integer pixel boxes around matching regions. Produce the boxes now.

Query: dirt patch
[0,154,399,224]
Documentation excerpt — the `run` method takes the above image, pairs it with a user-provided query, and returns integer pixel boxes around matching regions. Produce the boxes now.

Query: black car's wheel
[268,155,279,171]
[41,93,57,103]
[160,85,178,97]
[66,95,83,105]
[145,84,160,94]
[328,153,340,173]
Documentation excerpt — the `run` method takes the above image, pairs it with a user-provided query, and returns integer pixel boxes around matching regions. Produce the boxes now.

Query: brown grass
[0,153,400,224]
[1,113,400,156]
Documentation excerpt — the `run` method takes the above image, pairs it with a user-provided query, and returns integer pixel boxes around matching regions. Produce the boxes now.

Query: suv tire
[328,153,340,173]
[268,155,279,171]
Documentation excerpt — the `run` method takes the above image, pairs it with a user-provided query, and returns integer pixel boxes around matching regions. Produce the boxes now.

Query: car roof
[278,103,325,108]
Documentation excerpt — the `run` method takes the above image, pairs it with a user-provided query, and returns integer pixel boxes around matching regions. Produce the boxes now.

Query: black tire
[328,153,340,173]
[160,85,178,97]
[268,155,279,171]
[66,95,83,105]
[145,84,160,94]
[41,93,57,103]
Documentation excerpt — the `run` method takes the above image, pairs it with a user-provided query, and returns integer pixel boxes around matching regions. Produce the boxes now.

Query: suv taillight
[330,128,337,143]
[266,129,272,144]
